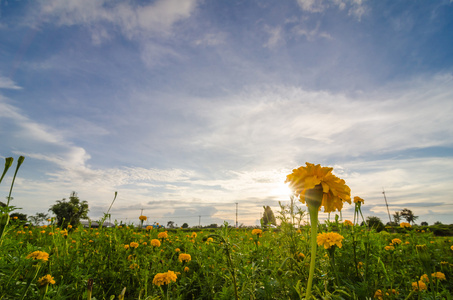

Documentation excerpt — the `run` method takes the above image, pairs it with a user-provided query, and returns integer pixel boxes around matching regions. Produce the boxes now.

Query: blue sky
[1,0,452,226]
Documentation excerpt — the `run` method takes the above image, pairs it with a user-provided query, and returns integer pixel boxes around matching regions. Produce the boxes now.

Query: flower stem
[306,203,319,300]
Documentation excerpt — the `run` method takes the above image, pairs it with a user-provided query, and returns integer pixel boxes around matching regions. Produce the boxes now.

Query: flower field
[0,218,452,299]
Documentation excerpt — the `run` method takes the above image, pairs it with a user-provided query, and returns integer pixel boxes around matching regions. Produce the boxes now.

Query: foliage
[48,191,89,227]
[261,205,276,226]
[28,212,50,226]
[400,208,419,225]
[366,215,384,232]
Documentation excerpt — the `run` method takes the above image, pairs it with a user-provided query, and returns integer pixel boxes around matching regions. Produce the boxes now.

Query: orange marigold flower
[412,280,427,291]
[431,272,446,281]
[316,232,344,249]
[353,196,364,204]
[184,266,189,272]
[175,248,180,252]
[285,163,351,213]
[26,251,49,262]
[343,220,353,226]
[38,274,55,286]
[151,239,161,247]
[152,270,178,286]
[158,232,168,239]
[146,225,153,230]
[178,253,191,262]
[139,215,147,221]
[191,232,197,238]
[251,229,263,237]
[124,244,130,250]
[130,242,139,248]
[391,238,402,245]
[384,245,395,251]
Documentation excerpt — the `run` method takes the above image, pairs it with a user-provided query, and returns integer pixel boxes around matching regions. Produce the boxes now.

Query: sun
[272,181,293,198]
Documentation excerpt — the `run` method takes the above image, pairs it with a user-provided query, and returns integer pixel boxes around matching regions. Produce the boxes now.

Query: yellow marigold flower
[38,274,55,286]
[298,253,305,259]
[129,263,139,269]
[316,232,344,249]
[412,280,427,291]
[48,232,54,236]
[40,230,46,234]
[191,232,197,238]
[124,244,130,250]
[374,289,383,300]
[357,262,363,269]
[26,251,49,262]
[251,229,263,237]
[206,237,214,243]
[158,231,168,239]
[184,266,189,272]
[178,253,191,262]
[130,242,139,248]
[13,216,18,220]
[285,163,351,213]
[151,239,161,247]
[400,222,411,228]
[67,225,72,229]
[451,245,453,251]
[353,196,364,204]
[432,272,446,281]
[420,274,429,283]
[343,220,353,226]
[391,238,402,245]
[152,270,178,286]
[384,245,394,251]
[139,215,147,221]
[146,225,153,230]
[175,248,180,252]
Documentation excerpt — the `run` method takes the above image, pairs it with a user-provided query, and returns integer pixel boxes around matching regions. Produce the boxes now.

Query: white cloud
[35,0,199,40]
[263,26,284,48]
[296,0,366,19]
[0,75,22,90]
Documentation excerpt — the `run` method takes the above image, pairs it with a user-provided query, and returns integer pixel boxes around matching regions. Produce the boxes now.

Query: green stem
[306,204,319,300]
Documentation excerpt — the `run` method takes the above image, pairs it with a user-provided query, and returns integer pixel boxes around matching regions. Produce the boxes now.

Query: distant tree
[181,223,189,229]
[400,208,419,225]
[434,221,443,225]
[393,211,402,224]
[366,216,384,232]
[49,192,89,227]
[167,221,175,228]
[205,223,218,228]
[420,221,428,226]
[10,212,27,222]
[28,212,49,226]
[261,206,276,226]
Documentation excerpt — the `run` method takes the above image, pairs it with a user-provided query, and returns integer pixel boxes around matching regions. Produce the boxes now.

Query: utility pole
[382,189,392,224]
[198,215,201,227]
[235,202,238,228]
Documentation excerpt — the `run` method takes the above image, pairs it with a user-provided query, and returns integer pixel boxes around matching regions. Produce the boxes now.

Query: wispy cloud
[0,75,22,90]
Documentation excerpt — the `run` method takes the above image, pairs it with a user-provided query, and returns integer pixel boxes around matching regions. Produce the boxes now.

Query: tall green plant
[0,156,25,244]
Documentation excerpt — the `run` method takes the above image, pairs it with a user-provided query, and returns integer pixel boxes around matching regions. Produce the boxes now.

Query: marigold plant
[158,231,168,239]
[251,229,262,236]
[400,222,411,228]
[139,215,147,221]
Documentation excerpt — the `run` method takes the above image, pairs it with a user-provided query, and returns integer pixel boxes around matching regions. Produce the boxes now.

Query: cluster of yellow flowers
[285,163,351,212]
[251,229,263,237]
[26,251,49,262]
[178,253,191,263]
[400,222,411,228]
[152,270,178,286]
[316,232,344,249]
[38,274,55,286]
